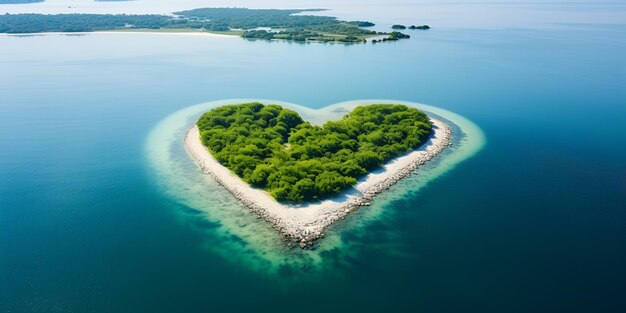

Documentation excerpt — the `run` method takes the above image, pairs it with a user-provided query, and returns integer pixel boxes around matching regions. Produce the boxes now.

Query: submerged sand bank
[184,117,451,248]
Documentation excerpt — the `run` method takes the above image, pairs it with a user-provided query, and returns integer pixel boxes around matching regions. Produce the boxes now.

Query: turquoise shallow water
[145,98,484,272]
[1,2,625,312]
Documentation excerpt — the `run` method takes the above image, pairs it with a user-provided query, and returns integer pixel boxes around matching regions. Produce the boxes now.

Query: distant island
[185,102,451,247]
[0,7,411,43]
[392,24,431,30]
[409,25,431,30]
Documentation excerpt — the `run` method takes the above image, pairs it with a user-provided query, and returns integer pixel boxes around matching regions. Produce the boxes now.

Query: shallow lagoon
[147,99,483,271]
[1,1,625,312]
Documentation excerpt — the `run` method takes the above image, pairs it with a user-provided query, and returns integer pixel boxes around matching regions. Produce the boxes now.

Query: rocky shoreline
[184,117,451,248]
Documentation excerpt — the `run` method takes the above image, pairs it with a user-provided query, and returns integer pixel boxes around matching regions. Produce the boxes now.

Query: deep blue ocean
[1,1,625,312]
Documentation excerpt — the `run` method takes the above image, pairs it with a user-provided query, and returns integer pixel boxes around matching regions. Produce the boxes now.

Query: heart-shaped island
[185,102,451,247]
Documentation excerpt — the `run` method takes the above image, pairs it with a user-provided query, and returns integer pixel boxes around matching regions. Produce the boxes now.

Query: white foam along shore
[185,117,451,248]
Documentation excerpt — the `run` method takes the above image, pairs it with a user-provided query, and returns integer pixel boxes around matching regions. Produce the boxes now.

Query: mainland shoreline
[184,117,451,248]
[0,30,239,38]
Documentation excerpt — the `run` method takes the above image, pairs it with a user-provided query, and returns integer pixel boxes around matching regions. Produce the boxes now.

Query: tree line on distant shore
[0,8,374,35]
[242,24,377,43]
[197,103,433,202]
[0,13,175,33]
[0,8,415,44]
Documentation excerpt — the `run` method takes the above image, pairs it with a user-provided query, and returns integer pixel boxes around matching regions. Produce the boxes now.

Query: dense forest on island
[197,103,433,202]
[347,21,375,27]
[174,8,338,29]
[0,14,174,33]
[0,7,409,43]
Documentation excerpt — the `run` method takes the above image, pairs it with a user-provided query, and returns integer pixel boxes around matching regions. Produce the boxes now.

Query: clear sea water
[1,1,625,312]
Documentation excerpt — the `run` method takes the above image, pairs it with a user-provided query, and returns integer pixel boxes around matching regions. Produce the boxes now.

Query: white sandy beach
[95,30,239,38]
[185,117,451,247]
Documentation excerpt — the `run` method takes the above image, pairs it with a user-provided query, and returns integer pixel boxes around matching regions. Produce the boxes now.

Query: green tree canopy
[197,102,433,202]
